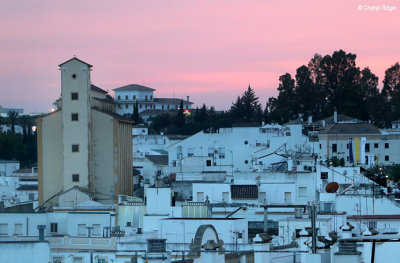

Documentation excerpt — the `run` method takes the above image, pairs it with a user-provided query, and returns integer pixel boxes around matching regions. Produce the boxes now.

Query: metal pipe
[311,204,317,254]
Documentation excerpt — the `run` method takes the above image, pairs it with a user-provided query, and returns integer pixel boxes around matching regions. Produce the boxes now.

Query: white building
[113,84,193,116]
[167,124,316,182]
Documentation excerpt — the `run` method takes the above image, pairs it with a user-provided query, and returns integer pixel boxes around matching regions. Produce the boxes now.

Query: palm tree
[7,111,19,133]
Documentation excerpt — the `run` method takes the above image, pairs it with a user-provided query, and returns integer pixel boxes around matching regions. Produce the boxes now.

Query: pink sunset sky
[1,0,399,113]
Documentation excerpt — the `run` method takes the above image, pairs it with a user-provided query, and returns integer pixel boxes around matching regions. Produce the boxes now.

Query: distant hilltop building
[113,84,193,116]
[37,57,133,207]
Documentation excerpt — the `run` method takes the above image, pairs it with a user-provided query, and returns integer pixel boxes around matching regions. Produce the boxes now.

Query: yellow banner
[355,137,360,164]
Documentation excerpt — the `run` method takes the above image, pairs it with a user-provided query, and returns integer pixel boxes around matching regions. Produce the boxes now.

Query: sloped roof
[113,84,155,92]
[319,123,381,135]
[146,155,168,165]
[58,57,93,68]
[16,185,38,191]
[91,84,108,94]
[314,114,361,125]
[230,185,258,199]
[13,168,34,174]
[154,98,193,104]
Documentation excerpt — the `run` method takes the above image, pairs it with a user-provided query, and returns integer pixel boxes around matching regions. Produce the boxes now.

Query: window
[118,95,121,100]
[197,192,204,202]
[219,147,225,159]
[368,221,377,229]
[98,259,106,263]
[208,148,214,157]
[319,144,321,149]
[222,192,229,202]
[167,105,170,109]
[72,174,79,182]
[118,104,122,109]
[78,224,86,236]
[50,223,58,233]
[321,172,328,180]
[385,143,389,149]
[365,143,370,152]
[206,160,212,166]
[150,95,153,100]
[52,256,63,263]
[346,144,349,149]
[162,105,164,109]
[71,113,79,121]
[29,193,35,201]
[187,148,194,157]
[177,146,183,159]
[72,144,79,152]
[140,104,142,109]
[244,140,248,145]
[71,92,78,100]
[374,143,379,148]
[299,187,307,197]
[133,95,136,100]
[0,224,7,235]
[385,155,389,161]
[14,223,22,235]
[72,257,83,263]
[125,104,128,109]
[92,224,101,236]
[332,144,337,153]
[244,160,249,164]
[125,95,128,100]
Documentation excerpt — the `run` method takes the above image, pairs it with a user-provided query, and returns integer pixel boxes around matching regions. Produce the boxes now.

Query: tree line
[0,111,37,168]
[146,49,400,134]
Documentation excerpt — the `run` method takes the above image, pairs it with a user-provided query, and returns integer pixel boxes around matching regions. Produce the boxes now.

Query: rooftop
[319,123,381,135]
[113,84,155,92]
[91,84,108,94]
[146,155,168,165]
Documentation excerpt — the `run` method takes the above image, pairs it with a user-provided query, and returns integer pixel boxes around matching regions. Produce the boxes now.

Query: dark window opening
[72,174,79,182]
[332,144,337,153]
[71,113,79,121]
[365,143,370,152]
[72,144,79,152]
[206,160,212,166]
[71,92,78,100]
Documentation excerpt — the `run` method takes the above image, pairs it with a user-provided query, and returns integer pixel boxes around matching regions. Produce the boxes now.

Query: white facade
[113,84,193,115]
[168,124,316,181]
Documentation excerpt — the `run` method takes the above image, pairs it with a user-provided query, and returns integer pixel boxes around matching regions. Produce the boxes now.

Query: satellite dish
[326,182,339,193]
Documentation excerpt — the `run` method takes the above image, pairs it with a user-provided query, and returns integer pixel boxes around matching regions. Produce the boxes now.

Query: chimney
[186,96,189,102]
[37,225,46,242]
[334,107,338,123]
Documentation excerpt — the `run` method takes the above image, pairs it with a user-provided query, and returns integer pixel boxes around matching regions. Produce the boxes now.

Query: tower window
[72,74,77,79]
[118,95,121,100]
[385,143,389,149]
[72,144,79,152]
[125,104,128,109]
[133,95,136,100]
[72,174,80,182]
[71,113,79,121]
[125,95,128,100]
[145,95,148,101]
[71,92,78,100]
